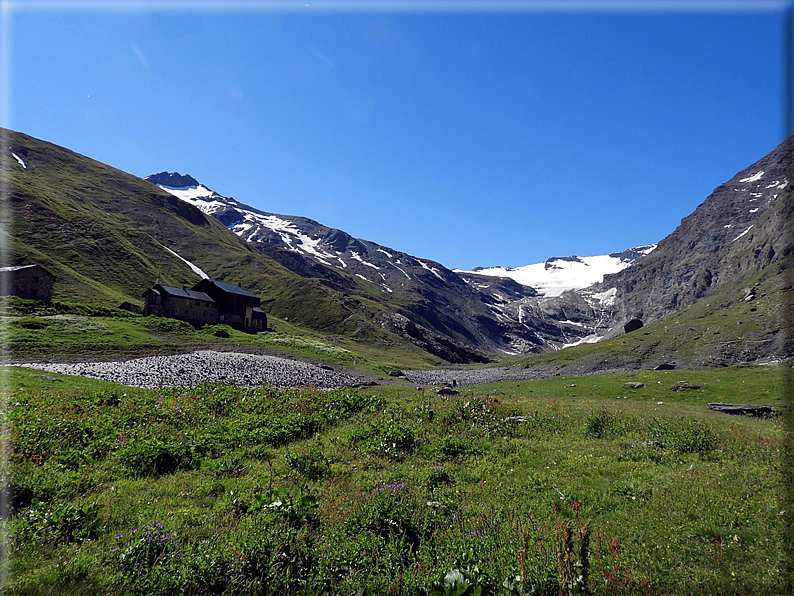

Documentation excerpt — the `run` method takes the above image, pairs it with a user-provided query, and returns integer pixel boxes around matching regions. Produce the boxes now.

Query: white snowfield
[156,183,228,215]
[456,246,656,297]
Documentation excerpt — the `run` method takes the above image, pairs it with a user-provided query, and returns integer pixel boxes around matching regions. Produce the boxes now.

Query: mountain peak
[145,171,200,188]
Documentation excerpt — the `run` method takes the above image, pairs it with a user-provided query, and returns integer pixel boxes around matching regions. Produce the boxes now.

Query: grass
[1,363,788,594]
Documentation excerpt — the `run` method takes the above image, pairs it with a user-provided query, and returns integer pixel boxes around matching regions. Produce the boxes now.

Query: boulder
[624,318,644,333]
[623,382,645,389]
[707,403,774,417]
[214,329,230,338]
[671,381,702,391]
[436,386,459,396]
[503,415,532,423]
[119,301,143,314]
[654,363,676,370]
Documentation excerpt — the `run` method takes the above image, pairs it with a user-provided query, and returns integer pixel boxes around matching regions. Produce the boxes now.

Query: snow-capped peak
[456,244,656,297]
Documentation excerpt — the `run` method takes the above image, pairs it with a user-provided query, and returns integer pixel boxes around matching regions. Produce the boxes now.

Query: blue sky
[6,1,790,269]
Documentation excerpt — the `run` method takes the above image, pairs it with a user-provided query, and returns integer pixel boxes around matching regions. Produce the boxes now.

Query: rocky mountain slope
[145,172,604,356]
[0,129,474,363]
[596,136,791,329]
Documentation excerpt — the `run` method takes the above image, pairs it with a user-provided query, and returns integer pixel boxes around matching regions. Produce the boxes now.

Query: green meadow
[1,363,788,595]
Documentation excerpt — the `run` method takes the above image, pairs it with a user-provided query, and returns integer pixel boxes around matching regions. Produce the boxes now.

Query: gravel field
[19,350,369,390]
[402,365,559,387]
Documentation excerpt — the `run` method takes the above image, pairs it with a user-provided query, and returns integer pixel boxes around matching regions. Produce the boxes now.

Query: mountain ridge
[3,127,790,366]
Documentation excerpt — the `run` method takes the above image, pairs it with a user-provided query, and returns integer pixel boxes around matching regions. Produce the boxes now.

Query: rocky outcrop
[598,137,792,326]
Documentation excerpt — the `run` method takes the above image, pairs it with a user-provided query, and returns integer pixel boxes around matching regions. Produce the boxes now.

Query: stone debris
[19,350,368,390]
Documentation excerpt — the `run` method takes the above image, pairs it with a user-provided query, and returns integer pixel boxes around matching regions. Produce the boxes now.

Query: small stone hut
[143,284,219,326]
[0,264,55,302]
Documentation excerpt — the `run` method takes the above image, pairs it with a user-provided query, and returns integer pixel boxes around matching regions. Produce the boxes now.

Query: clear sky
[5,1,790,269]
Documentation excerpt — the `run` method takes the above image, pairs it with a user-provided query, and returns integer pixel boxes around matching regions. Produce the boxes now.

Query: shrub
[16,499,102,545]
[434,436,482,460]
[583,410,616,439]
[206,452,247,478]
[426,465,453,490]
[348,412,417,459]
[285,446,330,480]
[648,418,717,453]
[119,437,199,477]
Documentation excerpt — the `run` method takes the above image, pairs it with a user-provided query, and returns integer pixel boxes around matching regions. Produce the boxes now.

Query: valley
[0,128,790,596]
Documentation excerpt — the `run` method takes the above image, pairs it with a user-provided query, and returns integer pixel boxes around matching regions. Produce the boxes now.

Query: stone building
[191,279,267,331]
[143,284,219,326]
[0,264,55,302]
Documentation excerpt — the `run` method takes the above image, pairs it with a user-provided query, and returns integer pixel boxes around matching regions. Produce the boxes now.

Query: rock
[624,382,645,389]
[503,415,532,423]
[436,386,459,396]
[654,363,676,370]
[214,330,230,338]
[707,403,774,416]
[671,381,702,391]
[637,440,666,449]
[624,318,644,333]
[119,301,143,314]
[387,370,404,377]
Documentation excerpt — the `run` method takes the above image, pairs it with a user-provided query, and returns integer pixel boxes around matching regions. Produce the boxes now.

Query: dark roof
[252,307,267,318]
[0,264,54,276]
[155,284,215,302]
[206,280,259,298]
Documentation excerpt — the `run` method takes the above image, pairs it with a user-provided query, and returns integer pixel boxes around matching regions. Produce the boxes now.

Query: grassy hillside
[1,129,459,365]
[1,364,788,594]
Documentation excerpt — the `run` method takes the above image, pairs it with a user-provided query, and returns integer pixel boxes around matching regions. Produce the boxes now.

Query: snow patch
[738,170,764,183]
[418,260,445,281]
[723,224,732,229]
[391,263,411,280]
[749,208,759,213]
[560,320,586,327]
[350,252,380,269]
[588,287,617,307]
[562,334,603,349]
[164,247,210,279]
[11,152,26,169]
[355,274,370,283]
[337,258,347,268]
[732,225,753,242]
[376,248,393,258]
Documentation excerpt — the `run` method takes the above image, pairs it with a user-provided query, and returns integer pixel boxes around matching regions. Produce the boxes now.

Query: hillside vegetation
[1,364,788,595]
[1,129,471,365]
